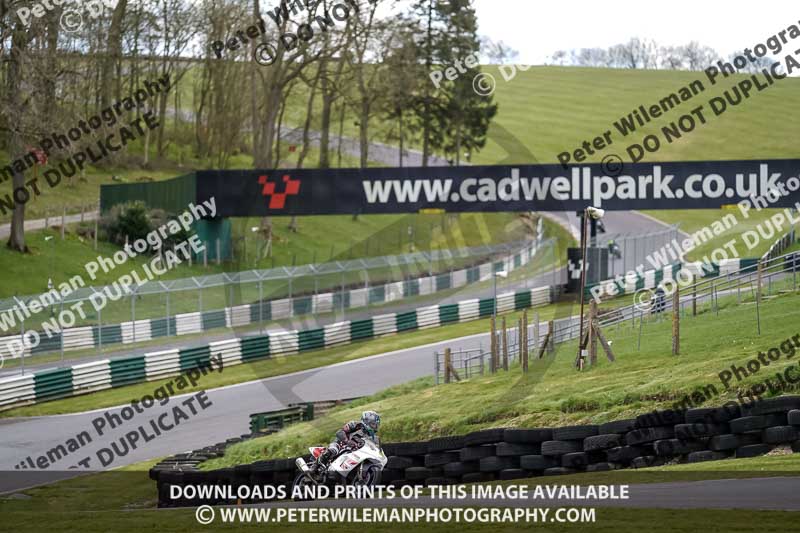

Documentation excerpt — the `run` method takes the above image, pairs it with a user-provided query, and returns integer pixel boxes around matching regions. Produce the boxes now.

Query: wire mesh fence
[434,248,800,384]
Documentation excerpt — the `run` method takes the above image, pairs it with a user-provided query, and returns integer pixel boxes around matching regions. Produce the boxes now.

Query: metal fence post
[340,270,346,314]
[98,301,103,353]
[166,289,171,337]
[20,317,25,375]
[131,290,136,343]
[502,317,508,371]
[364,268,369,309]
[258,278,264,334]
[59,298,64,366]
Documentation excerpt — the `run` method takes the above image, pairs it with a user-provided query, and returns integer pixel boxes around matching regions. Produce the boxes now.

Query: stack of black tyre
[153,397,800,506]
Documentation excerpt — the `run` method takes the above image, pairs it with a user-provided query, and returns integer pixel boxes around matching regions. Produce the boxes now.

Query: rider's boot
[313,448,334,476]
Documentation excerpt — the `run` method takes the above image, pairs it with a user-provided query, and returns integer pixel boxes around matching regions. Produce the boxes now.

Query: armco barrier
[152,396,800,507]
[0,286,551,411]
[585,257,769,300]
[0,240,544,360]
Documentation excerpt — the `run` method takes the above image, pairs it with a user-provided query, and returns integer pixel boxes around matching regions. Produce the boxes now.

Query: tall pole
[576,210,589,369]
[492,272,497,320]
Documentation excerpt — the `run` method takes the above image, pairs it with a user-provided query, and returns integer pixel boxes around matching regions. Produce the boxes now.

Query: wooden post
[444,348,452,384]
[589,299,598,365]
[61,206,66,240]
[672,285,680,355]
[523,310,529,361]
[692,282,697,316]
[537,320,555,359]
[593,320,616,362]
[502,317,508,371]
[490,317,497,373]
[45,208,49,229]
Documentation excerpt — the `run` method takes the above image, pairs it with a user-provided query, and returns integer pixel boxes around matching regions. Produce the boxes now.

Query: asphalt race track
[0,211,672,494]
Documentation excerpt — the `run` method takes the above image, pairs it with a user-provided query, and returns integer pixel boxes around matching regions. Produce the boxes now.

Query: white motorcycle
[293,437,387,495]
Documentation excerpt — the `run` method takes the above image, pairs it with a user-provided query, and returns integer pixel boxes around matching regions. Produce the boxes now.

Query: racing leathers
[314,421,379,473]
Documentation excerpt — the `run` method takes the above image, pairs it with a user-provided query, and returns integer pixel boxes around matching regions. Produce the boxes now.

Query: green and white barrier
[0,241,544,360]
[0,286,551,411]
[585,256,770,301]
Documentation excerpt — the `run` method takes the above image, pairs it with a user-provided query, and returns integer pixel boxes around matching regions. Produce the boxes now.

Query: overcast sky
[469,0,796,64]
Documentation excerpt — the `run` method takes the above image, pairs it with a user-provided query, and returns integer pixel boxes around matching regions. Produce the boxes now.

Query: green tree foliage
[409,0,497,165]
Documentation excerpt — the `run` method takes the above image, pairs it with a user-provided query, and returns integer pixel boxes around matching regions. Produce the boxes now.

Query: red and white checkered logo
[258,174,301,209]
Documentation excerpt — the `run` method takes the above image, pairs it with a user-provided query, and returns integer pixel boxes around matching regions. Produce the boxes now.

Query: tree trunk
[156,79,169,157]
[251,0,262,164]
[421,0,434,167]
[455,121,462,166]
[319,92,333,169]
[101,0,128,110]
[359,98,370,168]
[337,101,346,167]
[6,25,29,252]
[398,108,404,168]
[298,76,320,169]
[275,94,287,167]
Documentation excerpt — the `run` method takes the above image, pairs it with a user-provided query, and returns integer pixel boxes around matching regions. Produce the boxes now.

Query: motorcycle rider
[608,239,621,259]
[313,411,381,475]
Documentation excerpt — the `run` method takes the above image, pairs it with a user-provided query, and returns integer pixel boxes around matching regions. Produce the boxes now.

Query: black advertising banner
[195,160,800,217]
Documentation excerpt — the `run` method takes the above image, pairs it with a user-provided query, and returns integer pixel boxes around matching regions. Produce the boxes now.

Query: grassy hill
[205,283,800,467]
[474,65,800,165]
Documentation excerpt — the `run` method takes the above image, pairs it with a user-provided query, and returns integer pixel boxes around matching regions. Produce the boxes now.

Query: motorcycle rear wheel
[350,464,381,488]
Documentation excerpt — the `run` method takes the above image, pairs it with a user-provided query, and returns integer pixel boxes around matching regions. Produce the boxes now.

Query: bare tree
[481,36,520,64]
[345,0,386,168]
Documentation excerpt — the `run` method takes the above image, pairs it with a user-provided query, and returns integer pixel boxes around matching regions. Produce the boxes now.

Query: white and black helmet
[361,410,381,434]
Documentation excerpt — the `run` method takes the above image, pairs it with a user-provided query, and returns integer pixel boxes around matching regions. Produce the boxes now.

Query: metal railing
[0,238,550,361]
[591,224,681,281]
[434,247,800,384]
